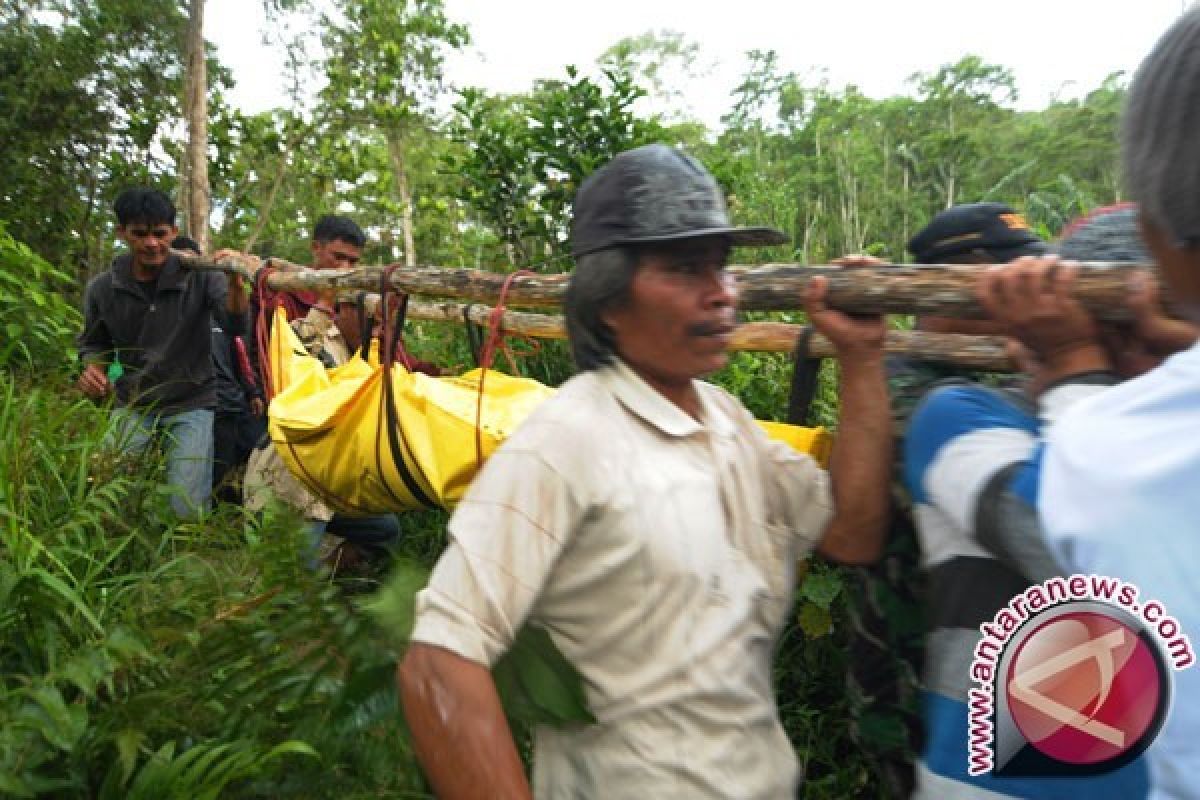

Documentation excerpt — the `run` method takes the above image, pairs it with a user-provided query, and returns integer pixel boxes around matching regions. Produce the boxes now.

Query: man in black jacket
[76,188,248,518]
[170,235,266,504]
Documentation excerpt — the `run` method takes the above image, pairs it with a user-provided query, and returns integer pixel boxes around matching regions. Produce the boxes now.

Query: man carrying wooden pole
[905,13,1200,793]
[395,142,893,799]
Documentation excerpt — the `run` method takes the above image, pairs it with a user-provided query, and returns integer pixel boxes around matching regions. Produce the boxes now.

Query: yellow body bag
[266,310,832,514]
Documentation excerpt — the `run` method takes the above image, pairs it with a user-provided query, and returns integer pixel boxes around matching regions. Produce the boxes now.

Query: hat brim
[917,239,1048,264]
[985,241,1049,262]
[576,226,788,257]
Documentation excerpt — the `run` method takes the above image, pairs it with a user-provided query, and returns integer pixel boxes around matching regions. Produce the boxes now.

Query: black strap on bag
[377,269,437,509]
[355,291,373,359]
[462,304,485,367]
[786,326,824,426]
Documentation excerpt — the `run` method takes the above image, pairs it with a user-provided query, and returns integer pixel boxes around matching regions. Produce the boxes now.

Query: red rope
[253,261,322,399]
[253,262,280,399]
[232,335,258,391]
[474,270,534,469]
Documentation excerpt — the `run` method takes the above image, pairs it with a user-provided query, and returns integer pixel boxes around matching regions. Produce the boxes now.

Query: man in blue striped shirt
[903,206,1170,798]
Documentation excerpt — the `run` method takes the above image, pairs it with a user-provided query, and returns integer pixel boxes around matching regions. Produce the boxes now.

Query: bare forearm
[397,644,531,800]
[818,354,892,564]
[226,277,249,316]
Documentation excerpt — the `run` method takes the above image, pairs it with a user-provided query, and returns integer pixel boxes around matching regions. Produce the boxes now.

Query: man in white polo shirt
[1038,11,1200,797]
[397,143,893,799]
[906,14,1200,796]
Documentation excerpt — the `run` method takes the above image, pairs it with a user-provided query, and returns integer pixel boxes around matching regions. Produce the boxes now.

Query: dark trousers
[213,411,267,503]
[304,513,401,567]
[325,513,401,546]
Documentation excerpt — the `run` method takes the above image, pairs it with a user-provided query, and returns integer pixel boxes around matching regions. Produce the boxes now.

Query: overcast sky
[207,0,1193,128]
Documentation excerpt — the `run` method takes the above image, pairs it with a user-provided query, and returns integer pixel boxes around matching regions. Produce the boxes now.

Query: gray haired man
[397,144,893,799]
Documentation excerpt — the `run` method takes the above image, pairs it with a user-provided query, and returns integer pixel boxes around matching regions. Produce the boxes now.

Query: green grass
[0,373,434,798]
[0,314,923,798]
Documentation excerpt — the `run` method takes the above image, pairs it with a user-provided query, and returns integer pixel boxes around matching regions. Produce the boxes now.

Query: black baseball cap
[907,202,1048,264]
[570,144,788,258]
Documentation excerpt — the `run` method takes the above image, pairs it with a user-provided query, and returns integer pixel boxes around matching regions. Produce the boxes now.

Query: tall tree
[445,66,664,270]
[322,0,468,266]
[0,0,196,274]
[598,29,709,124]
[907,56,1018,209]
[183,0,211,251]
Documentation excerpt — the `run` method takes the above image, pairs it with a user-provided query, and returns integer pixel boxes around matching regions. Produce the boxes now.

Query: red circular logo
[1005,610,1165,765]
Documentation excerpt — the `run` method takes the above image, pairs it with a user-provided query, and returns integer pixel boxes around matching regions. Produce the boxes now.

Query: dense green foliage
[0,3,1136,796]
[0,225,83,371]
[446,66,665,270]
[0,372,440,797]
[0,0,239,278]
[695,53,1123,265]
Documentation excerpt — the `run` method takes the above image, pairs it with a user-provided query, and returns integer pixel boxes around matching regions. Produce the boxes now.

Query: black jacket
[211,325,259,415]
[77,253,246,414]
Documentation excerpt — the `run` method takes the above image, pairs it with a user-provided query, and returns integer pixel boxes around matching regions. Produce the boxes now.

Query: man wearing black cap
[872,202,1051,442]
[909,202,1047,267]
[907,202,1048,335]
[903,207,1159,798]
[914,12,1200,793]
[398,143,893,799]
[820,202,1050,792]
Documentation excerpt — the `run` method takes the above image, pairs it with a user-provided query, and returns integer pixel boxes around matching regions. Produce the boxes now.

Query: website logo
[967,575,1193,777]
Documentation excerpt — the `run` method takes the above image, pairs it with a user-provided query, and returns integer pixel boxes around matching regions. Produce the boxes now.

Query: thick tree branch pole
[178,252,1168,369]
[177,251,1151,322]
[406,299,1015,371]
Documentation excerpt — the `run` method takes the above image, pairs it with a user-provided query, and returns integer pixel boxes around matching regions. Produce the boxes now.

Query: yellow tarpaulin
[266,309,832,514]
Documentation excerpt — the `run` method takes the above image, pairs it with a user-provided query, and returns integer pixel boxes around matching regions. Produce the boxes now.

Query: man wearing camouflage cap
[398,143,893,798]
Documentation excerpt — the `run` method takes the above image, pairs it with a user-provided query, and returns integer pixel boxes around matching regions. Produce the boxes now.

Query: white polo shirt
[1041,342,1200,800]
[411,358,833,799]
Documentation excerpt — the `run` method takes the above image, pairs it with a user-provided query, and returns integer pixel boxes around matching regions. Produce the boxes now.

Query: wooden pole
[406,299,1015,371]
[175,250,1152,322]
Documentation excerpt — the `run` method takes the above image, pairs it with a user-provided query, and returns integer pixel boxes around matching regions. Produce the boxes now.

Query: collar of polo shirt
[604,358,735,439]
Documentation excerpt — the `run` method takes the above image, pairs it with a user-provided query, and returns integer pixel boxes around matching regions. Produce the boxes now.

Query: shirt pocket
[749,521,798,634]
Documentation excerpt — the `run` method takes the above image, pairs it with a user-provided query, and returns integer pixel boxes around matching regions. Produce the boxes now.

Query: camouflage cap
[1056,204,1150,264]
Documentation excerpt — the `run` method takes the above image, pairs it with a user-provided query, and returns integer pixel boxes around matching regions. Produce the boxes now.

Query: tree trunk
[386,130,417,267]
[177,150,191,240]
[184,0,210,252]
[75,154,103,280]
[174,252,1153,322]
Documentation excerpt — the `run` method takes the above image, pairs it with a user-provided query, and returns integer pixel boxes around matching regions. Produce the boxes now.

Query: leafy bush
[445,66,664,271]
[0,224,82,373]
[0,374,430,798]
